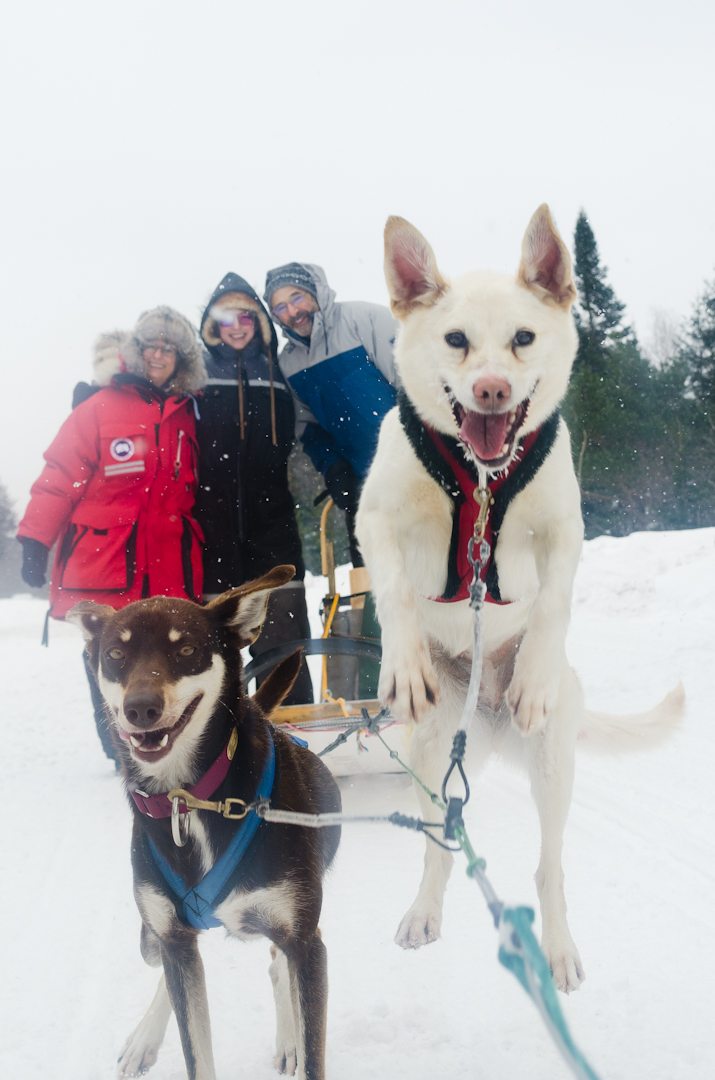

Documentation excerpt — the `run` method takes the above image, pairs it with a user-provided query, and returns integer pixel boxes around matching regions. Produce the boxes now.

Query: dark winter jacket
[197,273,304,592]
[271,264,399,478]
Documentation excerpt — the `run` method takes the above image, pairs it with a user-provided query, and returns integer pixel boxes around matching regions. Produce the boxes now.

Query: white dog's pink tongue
[460,411,510,461]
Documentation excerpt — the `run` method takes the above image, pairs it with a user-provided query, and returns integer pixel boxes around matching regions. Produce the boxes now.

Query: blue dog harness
[147,735,276,930]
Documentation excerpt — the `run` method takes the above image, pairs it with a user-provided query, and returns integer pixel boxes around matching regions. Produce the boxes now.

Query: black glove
[324,459,361,513]
[20,537,49,588]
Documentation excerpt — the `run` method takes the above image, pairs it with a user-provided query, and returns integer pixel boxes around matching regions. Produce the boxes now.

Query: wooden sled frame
[245,498,385,730]
[244,637,383,726]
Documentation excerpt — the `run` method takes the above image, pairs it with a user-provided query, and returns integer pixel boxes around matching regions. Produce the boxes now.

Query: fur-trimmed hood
[200,273,278,362]
[93,307,207,396]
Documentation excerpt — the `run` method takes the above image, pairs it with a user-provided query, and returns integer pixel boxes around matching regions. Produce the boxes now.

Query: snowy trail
[2,529,715,1079]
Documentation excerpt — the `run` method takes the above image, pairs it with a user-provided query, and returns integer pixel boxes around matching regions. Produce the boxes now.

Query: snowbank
[1,529,714,1079]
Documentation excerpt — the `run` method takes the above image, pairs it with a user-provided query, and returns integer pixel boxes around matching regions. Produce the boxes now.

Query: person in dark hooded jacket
[197,273,312,705]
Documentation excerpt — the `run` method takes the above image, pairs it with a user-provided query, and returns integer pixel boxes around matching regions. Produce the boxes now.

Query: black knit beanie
[264,263,318,308]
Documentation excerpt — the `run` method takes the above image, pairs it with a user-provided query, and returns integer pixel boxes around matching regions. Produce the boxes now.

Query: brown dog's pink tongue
[460,411,510,461]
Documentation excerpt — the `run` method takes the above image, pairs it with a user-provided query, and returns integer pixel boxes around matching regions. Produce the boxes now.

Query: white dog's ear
[517,205,577,308]
[384,216,448,317]
[206,564,295,645]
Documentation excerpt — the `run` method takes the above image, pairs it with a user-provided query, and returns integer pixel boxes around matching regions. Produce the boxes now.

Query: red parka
[18,374,204,617]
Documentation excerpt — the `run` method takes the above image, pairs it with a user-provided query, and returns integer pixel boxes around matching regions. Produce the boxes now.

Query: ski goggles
[211,307,255,328]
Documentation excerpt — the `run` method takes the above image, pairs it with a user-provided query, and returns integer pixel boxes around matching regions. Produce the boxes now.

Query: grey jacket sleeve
[350,302,400,387]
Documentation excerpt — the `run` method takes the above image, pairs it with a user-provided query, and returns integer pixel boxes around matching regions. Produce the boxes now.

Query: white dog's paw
[506,651,560,736]
[379,642,440,723]
[116,1031,160,1078]
[273,1045,297,1075]
[506,680,550,735]
[395,902,442,949]
[542,939,586,994]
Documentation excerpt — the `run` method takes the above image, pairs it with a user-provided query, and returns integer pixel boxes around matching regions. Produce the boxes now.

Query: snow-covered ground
[2,528,715,1080]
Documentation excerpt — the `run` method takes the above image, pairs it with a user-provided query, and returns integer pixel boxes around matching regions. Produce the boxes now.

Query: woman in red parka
[17,306,207,760]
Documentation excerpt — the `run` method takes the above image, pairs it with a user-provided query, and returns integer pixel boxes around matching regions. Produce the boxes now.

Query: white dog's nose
[472,375,511,411]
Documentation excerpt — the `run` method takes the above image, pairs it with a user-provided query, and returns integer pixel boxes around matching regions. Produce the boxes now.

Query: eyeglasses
[215,310,255,328]
[271,291,312,318]
[143,342,177,357]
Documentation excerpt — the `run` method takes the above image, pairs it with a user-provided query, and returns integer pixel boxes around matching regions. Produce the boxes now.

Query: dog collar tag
[227,727,238,760]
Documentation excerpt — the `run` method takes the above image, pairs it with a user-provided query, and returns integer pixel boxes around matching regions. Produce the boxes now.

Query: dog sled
[243,498,401,773]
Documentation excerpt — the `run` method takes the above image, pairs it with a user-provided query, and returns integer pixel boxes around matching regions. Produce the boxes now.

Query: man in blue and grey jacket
[264,262,399,565]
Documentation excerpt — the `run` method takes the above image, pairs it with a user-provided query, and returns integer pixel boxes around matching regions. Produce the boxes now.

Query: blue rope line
[499,906,601,1080]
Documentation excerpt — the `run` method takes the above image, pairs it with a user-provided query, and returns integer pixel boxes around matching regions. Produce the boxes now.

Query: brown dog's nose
[473,375,511,410]
[123,692,164,728]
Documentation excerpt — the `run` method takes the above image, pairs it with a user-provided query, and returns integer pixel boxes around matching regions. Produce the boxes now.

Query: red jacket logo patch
[110,437,135,461]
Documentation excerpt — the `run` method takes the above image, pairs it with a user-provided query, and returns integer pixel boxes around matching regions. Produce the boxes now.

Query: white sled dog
[356,205,683,992]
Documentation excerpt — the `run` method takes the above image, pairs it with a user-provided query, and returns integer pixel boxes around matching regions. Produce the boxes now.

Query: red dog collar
[129,728,238,818]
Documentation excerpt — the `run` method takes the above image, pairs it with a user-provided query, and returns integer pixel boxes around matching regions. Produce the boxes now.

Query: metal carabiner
[221,797,249,820]
[171,795,190,847]
[472,487,494,543]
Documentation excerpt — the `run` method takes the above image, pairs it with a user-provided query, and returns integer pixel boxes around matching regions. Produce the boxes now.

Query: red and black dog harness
[397,390,560,603]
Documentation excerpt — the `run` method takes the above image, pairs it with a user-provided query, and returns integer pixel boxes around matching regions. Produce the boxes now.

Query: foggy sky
[2,0,713,509]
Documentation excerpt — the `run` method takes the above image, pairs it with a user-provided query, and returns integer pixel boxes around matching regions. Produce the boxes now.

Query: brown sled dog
[68,565,340,1080]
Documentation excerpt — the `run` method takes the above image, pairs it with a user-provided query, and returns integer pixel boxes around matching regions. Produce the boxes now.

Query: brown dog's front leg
[161,936,216,1080]
[287,931,328,1080]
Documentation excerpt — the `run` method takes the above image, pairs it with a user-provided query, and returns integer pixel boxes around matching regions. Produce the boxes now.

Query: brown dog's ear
[384,216,448,318]
[252,649,303,718]
[517,204,576,309]
[206,564,296,645]
[66,601,115,641]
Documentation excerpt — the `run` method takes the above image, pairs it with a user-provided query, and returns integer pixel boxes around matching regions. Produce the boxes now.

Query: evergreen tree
[565,221,715,537]
[668,276,715,526]
[680,276,715,405]
[0,481,15,545]
[565,212,669,536]
[564,338,664,536]
[572,211,630,373]
[0,480,24,597]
